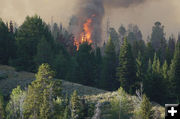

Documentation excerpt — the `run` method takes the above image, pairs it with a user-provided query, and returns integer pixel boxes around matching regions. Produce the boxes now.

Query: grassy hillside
[0,65,106,97]
[0,65,165,118]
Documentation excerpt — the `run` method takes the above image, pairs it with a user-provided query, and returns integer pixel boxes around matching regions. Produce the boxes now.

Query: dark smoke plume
[69,0,147,46]
[103,0,147,8]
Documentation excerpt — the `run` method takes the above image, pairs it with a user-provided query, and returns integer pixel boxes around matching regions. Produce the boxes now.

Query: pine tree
[75,42,95,86]
[94,47,102,88]
[35,37,53,67]
[110,87,133,119]
[0,19,16,65]
[132,40,146,59]
[63,106,70,119]
[6,86,26,119]
[101,36,118,90]
[139,95,154,119]
[70,90,81,119]
[144,42,155,64]
[150,22,166,51]
[169,42,180,102]
[23,63,55,119]
[166,36,175,64]
[152,53,160,73]
[40,84,54,119]
[15,15,54,72]
[144,53,167,104]
[52,50,69,79]
[100,37,119,90]
[0,90,5,119]
[136,52,145,83]
[109,27,120,54]
[117,38,137,94]
[162,60,168,80]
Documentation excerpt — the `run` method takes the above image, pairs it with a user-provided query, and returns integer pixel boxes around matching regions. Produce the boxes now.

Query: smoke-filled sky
[0,0,180,40]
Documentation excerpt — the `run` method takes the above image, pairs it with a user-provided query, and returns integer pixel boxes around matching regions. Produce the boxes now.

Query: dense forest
[0,15,180,119]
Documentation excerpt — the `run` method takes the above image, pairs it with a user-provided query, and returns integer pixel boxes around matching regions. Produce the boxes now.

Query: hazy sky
[0,0,180,40]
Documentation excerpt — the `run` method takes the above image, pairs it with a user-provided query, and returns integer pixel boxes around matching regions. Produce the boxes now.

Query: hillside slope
[0,65,164,118]
[0,65,106,97]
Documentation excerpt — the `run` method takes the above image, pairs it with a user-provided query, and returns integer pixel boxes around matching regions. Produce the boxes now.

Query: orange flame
[75,16,95,50]
[80,18,93,44]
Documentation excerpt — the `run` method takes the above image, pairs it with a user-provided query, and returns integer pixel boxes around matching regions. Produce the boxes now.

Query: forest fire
[74,15,95,50]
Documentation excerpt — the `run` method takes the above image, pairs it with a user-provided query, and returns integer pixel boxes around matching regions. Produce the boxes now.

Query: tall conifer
[117,38,137,94]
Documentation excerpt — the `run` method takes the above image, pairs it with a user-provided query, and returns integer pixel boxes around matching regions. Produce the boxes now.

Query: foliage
[15,15,53,72]
[6,86,25,119]
[75,42,95,86]
[135,94,154,119]
[110,87,133,119]
[101,37,119,91]
[117,38,137,94]
[35,37,53,67]
[0,19,16,65]
[150,21,167,62]
[109,27,120,54]
[0,90,5,119]
[144,53,167,104]
[70,90,82,119]
[23,63,57,119]
[168,42,180,102]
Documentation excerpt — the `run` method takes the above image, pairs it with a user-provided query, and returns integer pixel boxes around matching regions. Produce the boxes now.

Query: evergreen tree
[70,91,82,119]
[117,38,137,94]
[66,57,79,83]
[118,25,126,38]
[52,50,69,79]
[110,87,133,119]
[136,52,145,83]
[109,27,120,54]
[52,42,71,80]
[144,53,167,104]
[169,42,180,102]
[35,37,53,67]
[75,42,95,86]
[144,42,155,63]
[166,36,175,64]
[52,23,60,41]
[40,83,54,119]
[101,37,118,90]
[132,40,146,59]
[138,95,154,119]
[15,15,53,72]
[162,60,168,80]
[150,22,167,62]
[63,106,70,119]
[118,25,127,46]
[94,47,102,88]
[127,24,143,46]
[0,90,5,119]
[6,86,26,119]
[150,21,166,51]
[0,19,16,65]
[23,64,56,119]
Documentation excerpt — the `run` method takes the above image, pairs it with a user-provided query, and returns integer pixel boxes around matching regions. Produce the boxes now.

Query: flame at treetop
[74,15,95,50]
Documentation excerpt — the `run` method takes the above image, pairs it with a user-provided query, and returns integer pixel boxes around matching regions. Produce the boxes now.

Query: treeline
[0,15,180,105]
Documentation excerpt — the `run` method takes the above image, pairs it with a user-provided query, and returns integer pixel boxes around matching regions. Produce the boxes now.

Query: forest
[0,15,180,119]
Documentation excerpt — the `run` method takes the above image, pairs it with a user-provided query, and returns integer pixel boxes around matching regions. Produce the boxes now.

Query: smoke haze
[69,0,147,45]
[0,0,180,40]
[103,0,147,8]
